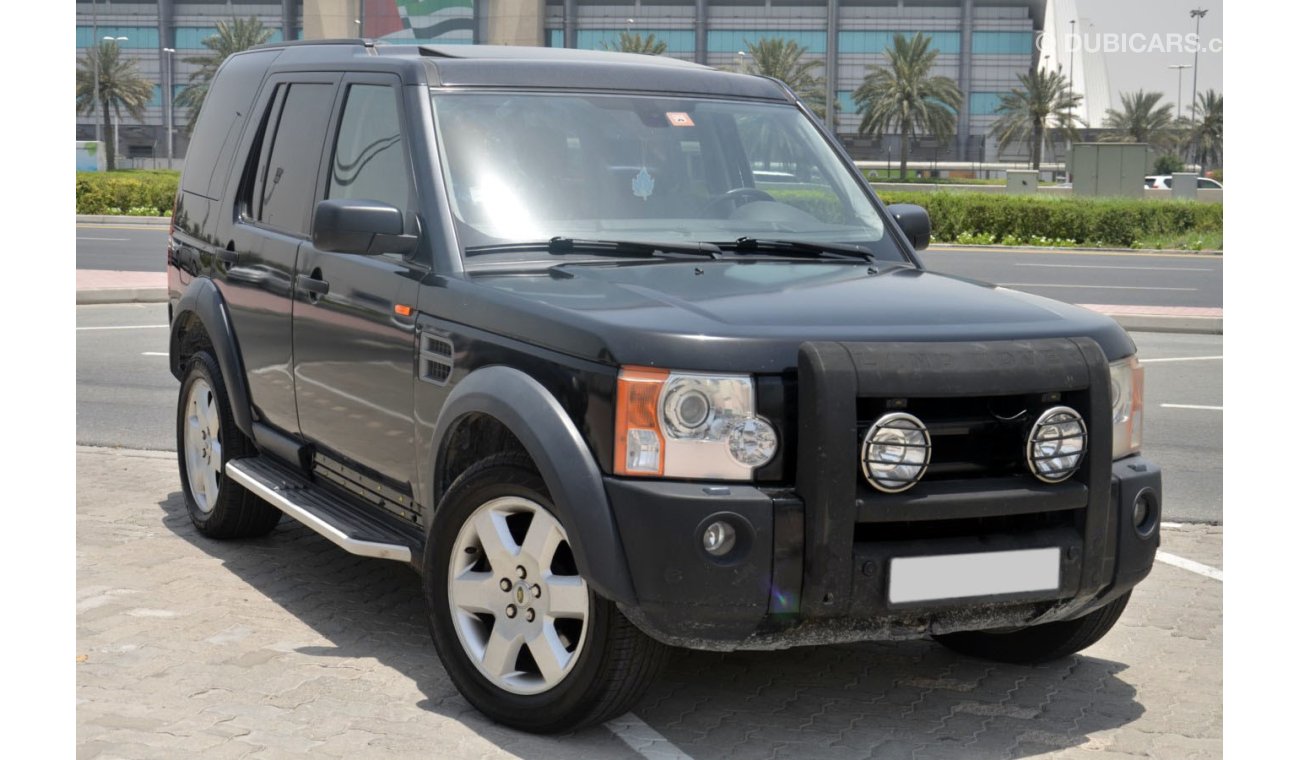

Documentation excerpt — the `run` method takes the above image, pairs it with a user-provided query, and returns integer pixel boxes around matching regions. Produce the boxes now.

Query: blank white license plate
[889,548,1061,604]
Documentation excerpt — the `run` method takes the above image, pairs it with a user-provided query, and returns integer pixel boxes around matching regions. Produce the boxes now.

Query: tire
[424,453,668,734]
[176,351,281,539]
[934,592,1131,664]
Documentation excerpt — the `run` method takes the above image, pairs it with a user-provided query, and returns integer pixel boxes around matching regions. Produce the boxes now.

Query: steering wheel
[703,187,776,216]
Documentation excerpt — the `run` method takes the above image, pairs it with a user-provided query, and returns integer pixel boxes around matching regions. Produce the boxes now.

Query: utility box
[76,141,105,172]
[1171,172,1199,200]
[1069,143,1152,197]
[1006,170,1038,195]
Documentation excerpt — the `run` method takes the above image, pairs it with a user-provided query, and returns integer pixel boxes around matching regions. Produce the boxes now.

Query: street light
[1189,9,1208,154]
[163,47,175,167]
[735,50,747,74]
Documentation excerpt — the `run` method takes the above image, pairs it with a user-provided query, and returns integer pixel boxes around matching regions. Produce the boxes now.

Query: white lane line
[1156,550,1223,581]
[1001,283,1197,291]
[142,352,169,357]
[77,324,168,331]
[1162,522,1185,529]
[1160,403,1223,411]
[1142,355,1223,363]
[1014,263,1214,272]
[606,713,694,760]
[77,236,128,242]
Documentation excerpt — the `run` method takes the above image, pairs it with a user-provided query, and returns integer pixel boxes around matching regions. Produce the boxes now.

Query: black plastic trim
[170,277,256,440]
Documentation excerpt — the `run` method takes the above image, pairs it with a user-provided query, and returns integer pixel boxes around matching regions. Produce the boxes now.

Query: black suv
[167,41,1160,734]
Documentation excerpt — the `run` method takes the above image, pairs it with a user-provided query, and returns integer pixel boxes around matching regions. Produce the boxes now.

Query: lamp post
[1169,63,1190,121]
[1067,20,1076,125]
[735,50,747,74]
[163,47,175,167]
[1189,7,1208,174]
[103,35,128,170]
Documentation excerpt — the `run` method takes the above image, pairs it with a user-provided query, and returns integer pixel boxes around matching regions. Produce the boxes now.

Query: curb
[77,287,167,305]
[1108,314,1222,335]
[929,243,1223,256]
[77,214,170,227]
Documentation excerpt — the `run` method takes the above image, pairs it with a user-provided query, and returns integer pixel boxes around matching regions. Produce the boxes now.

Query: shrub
[76,170,178,216]
[875,191,1221,248]
[1153,153,1185,175]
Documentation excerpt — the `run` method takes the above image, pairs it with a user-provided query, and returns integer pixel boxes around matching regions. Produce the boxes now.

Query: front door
[292,74,424,501]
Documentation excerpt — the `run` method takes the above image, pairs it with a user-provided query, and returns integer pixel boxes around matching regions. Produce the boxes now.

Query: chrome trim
[225,460,411,562]
[1026,406,1088,484]
[860,411,931,493]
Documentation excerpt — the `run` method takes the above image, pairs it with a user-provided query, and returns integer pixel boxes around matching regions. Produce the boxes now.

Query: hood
[447,260,1135,371]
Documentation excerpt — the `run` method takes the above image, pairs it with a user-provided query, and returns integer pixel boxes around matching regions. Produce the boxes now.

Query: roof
[253,40,793,102]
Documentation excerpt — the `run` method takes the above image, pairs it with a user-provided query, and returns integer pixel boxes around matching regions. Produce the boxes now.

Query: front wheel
[934,592,1131,664]
[424,454,667,733]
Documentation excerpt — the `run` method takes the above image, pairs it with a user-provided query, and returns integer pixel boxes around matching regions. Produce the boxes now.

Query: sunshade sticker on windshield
[666,112,695,127]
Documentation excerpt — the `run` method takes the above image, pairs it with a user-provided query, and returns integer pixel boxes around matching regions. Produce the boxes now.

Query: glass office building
[76,1,1049,163]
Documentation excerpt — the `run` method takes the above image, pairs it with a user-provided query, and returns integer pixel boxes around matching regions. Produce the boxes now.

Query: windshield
[429,91,908,264]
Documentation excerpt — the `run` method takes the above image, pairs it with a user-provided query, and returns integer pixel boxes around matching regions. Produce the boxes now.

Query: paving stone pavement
[77,447,1222,759]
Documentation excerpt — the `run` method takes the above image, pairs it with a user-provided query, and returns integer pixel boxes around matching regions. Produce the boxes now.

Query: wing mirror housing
[887,203,931,251]
[312,199,418,256]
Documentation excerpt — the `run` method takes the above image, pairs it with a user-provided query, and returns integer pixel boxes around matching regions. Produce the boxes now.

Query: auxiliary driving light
[702,521,737,557]
[1027,406,1087,483]
[861,412,931,493]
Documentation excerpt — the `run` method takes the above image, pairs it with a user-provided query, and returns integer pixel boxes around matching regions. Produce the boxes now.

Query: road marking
[1162,522,1185,529]
[1142,355,1223,363]
[142,352,169,357]
[1001,283,1197,291]
[77,325,168,331]
[1161,403,1223,411]
[77,236,128,242]
[1156,550,1223,581]
[1013,263,1214,272]
[76,224,168,231]
[606,713,694,760]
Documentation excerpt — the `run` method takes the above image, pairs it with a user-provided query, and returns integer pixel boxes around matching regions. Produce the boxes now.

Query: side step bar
[226,457,421,563]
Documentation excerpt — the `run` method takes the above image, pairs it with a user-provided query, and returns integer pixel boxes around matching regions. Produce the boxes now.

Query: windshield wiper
[465,237,722,259]
[715,237,876,263]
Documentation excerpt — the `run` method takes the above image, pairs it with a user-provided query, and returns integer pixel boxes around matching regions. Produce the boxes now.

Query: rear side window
[327,84,411,212]
[256,82,335,235]
[181,50,280,200]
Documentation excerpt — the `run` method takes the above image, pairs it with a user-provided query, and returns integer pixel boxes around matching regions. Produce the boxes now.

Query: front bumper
[608,456,1161,651]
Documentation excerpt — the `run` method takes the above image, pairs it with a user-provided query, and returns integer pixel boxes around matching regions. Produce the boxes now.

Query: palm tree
[1180,90,1223,172]
[176,17,274,134]
[990,66,1082,169]
[852,33,962,179]
[743,37,826,120]
[76,40,153,171]
[1102,90,1175,149]
[600,31,668,56]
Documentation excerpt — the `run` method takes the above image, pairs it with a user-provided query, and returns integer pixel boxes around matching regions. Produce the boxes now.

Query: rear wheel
[934,592,1131,664]
[424,454,668,733]
[176,351,281,539]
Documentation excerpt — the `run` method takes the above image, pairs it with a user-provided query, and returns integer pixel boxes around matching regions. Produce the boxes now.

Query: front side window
[430,92,906,262]
[328,84,410,212]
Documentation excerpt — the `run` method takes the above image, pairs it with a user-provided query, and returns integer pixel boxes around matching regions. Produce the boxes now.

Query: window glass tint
[259,82,334,235]
[328,84,409,211]
[180,50,279,199]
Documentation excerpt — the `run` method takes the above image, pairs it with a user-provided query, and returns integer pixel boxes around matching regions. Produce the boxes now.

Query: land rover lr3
[167,42,1160,733]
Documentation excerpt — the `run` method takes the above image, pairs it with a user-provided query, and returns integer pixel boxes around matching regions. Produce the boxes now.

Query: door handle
[296,273,330,301]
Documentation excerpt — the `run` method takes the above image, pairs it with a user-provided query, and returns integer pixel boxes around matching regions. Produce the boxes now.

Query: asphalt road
[76,303,1223,523]
[920,246,1223,309]
[75,225,1223,310]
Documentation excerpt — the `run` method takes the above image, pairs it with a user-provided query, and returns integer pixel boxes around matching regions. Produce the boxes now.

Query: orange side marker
[394,304,413,317]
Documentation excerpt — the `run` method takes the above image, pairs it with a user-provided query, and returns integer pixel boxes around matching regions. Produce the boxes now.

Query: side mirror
[312,199,418,256]
[887,203,931,251]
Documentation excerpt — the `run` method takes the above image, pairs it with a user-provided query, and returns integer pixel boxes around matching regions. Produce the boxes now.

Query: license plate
[889,548,1061,604]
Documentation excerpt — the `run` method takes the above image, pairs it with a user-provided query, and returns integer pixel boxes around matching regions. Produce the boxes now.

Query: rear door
[292,73,424,512]
[223,73,339,437]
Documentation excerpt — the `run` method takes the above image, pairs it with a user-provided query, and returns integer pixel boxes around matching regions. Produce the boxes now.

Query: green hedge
[876,191,1222,249]
[76,171,178,216]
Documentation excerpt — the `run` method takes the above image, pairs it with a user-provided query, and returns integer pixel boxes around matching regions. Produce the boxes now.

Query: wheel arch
[429,366,636,605]
[169,277,256,441]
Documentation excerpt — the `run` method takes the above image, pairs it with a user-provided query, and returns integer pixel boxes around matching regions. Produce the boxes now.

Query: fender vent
[420,333,454,385]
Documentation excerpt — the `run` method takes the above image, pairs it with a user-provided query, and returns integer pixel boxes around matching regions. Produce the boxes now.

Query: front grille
[856,390,1092,483]
[854,506,1083,544]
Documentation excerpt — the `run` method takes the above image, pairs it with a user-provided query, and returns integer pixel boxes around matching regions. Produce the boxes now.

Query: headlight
[860,412,931,493]
[614,367,777,479]
[1110,356,1145,459]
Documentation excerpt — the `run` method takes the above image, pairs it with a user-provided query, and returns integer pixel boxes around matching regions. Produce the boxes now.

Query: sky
[1076,0,1223,116]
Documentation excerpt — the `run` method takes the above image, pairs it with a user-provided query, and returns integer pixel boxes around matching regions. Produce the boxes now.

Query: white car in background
[1145,175,1223,189]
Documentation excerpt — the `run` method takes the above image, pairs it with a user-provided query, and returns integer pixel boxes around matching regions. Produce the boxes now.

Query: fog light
[1027,406,1087,483]
[702,521,736,556]
[1133,488,1158,538]
[861,412,931,493]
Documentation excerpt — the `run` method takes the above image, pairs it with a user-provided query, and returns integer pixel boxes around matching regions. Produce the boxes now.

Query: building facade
[76,1,1052,164]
